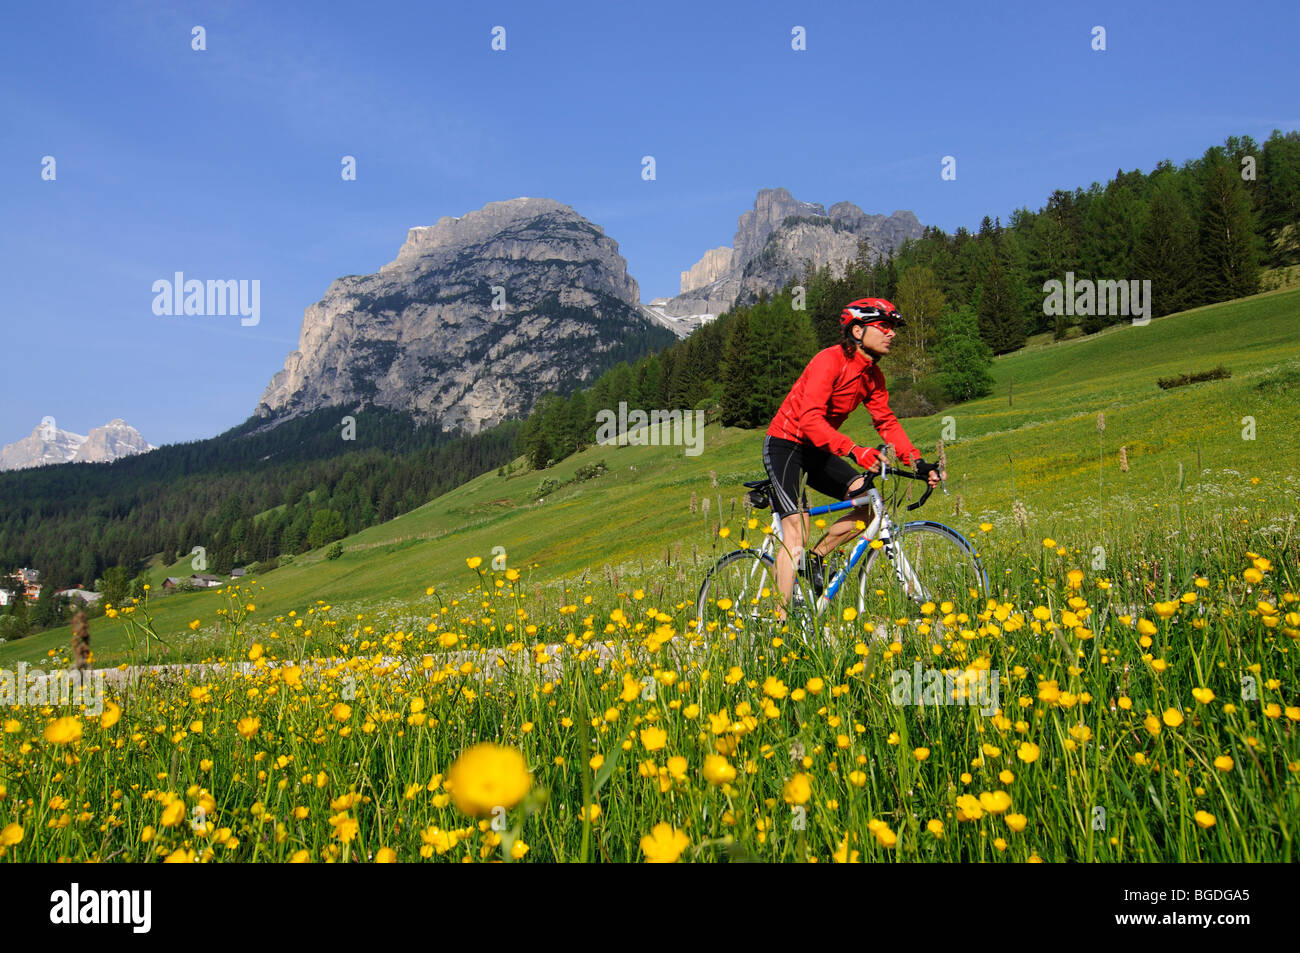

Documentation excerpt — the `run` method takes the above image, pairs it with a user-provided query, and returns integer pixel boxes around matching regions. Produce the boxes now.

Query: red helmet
[841,297,906,328]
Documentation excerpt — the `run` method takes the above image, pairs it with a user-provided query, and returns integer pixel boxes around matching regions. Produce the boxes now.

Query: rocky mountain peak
[256,198,671,434]
[650,189,926,328]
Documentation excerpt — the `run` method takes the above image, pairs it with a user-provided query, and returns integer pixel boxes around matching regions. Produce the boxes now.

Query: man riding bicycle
[763,297,945,619]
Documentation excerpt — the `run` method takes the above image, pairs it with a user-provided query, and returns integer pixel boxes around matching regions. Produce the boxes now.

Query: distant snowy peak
[0,418,154,471]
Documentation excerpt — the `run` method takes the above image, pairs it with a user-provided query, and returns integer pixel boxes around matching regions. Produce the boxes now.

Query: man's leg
[774,511,808,619]
[810,474,874,559]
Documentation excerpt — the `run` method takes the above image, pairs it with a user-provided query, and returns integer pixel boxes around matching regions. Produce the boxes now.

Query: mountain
[649,188,925,330]
[0,418,153,471]
[256,197,675,434]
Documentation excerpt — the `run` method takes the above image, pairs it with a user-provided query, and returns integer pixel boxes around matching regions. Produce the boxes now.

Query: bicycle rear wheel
[858,520,987,620]
[695,550,779,638]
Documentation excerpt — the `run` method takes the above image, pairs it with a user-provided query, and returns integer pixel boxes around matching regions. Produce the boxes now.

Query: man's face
[855,320,897,354]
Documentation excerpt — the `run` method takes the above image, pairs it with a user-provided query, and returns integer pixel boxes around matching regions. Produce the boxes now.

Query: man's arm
[864,366,922,465]
[794,350,857,456]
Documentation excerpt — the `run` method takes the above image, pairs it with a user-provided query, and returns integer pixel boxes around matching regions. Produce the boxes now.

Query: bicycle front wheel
[858,521,988,619]
[695,550,779,639]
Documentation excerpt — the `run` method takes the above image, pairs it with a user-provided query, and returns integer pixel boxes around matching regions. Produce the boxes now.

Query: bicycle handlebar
[873,464,937,511]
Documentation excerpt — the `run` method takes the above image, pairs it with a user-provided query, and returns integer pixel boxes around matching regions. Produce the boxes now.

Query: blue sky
[2,0,1297,447]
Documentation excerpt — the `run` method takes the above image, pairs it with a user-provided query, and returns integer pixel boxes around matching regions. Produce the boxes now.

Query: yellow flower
[1144,714,1161,737]
[375,847,397,863]
[718,527,731,539]
[1194,811,1216,829]
[100,701,121,729]
[329,813,359,843]
[0,823,22,847]
[832,837,860,863]
[161,801,186,827]
[978,790,1012,814]
[1213,755,1234,772]
[640,822,689,863]
[466,557,482,569]
[331,703,352,722]
[188,619,201,631]
[1066,569,1084,589]
[1192,687,1215,704]
[247,643,264,661]
[913,747,930,761]
[1005,813,1027,832]
[1162,707,1184,728]
[1243,568,1262,584]
[703,755,736,786]
[927,819,944,838]
[1136,618,1158,636]
[445,743,532,817]
[1017,742,1040,763]
[237,716,260,739]
[1153,601,1178,619]
[783,773,812,806]
[290,849,311,863]
[979,523,993,532]
[955,794,984,822]
[762,675,788,699]
[639,726,667,751]
[871,822,897,848]
[43,717,82,745]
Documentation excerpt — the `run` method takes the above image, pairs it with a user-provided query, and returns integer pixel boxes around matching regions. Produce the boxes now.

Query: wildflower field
[1,291,1297,863]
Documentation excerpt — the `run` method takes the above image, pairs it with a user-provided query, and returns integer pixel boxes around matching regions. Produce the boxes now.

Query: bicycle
[695,463,988,640]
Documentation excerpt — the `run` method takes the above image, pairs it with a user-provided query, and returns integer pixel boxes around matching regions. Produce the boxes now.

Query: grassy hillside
[4,287,1297,668]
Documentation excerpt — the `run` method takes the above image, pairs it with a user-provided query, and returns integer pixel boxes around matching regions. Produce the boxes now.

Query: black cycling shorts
[762,434,866,519]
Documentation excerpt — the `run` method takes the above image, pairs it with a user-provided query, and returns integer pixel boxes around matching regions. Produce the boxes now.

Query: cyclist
[762,297,944,619]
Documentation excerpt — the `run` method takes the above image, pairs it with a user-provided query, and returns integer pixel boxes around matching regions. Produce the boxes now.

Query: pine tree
[1136,173,1198,316]
[721,311,765,427]
[976,255,1025,353]
[1260,130,1300,265]
[1198,150,1264,300]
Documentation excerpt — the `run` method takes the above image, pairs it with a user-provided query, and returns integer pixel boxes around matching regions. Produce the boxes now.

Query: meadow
[0,288,1297,862]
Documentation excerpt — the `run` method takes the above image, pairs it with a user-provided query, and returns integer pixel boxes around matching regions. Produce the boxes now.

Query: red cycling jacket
[766,345,921,468]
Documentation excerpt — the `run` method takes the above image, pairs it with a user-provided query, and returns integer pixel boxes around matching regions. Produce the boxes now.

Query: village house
[56,588,102,605]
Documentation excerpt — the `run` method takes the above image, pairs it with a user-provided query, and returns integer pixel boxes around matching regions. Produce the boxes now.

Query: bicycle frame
[758,487,927,614]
